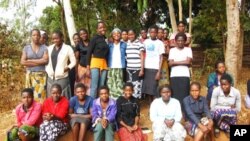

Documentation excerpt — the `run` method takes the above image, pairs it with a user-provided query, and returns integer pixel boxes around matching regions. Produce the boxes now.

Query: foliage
[203,47,224,73]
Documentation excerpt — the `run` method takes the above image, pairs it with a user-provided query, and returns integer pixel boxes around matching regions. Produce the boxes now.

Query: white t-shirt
[111,43,122,68]
[168,47,192,77]
[143,39,165,69]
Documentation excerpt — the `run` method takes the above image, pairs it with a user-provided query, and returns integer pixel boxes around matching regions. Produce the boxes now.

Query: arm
[75,50,80,81]
[210,88,218,111]
[54,99,69,119]
[67,47,76,69]
[183,98,200,125]
[15,106,22,127]
[235,90,241,113]
[20,50,37,67]
[106,104,117,123]
[203,98,212,119]
[169,39,176,48]
[174,100,183,122]
[23,103,42,126]
[91,101,101,122]
[139,50,145,77]
[27,49,48,65]
[86,37,96,68]
[185,37,191,47]
[149,100,164,122]
[168,57,192,67]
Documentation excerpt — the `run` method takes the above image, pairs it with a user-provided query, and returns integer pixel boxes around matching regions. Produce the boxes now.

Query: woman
[183,82,214,141]
[75,29,91,95]
[86,21,109,98]
[169,21,191,47]
[116,82,145,141]
[150,84,186,141]
[7,88,42,141]
[92,86,117,141]
[168,32,192,106]
[210,74,241,137]
[21,29,48,102]
[126,29,144,99]
[45,30,76,99]
[121,29,128,43]
[139,28,148,43]
[73,33,80,46]
[107,28,127,99]
[207,61,234,104]
[40,84,69,141]
[69,83,93,141]
[245,80,250,109]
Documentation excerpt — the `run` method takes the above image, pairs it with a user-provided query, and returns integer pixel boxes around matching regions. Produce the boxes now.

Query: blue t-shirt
[69,95,93,114]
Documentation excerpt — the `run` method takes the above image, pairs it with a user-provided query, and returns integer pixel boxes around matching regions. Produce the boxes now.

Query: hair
[149,25,158,32]
[158,84,172,94]
[73,33,79,38]
[123,82,134,89]
[163,28,169,32]
[98,85,110,94]
[247,80,250,96]
[30,29,40,36]
[158,28,164,32]
[96,21,106,29]
[51,83,62,93]
[121,29,128,33]
[79,28,88,34]
[21,88,34,97]
[177,21,186,26]
[52,30,64,39]
[128,29,137,37]
[74,83,87,91]
[141,28,148,32]
[220,74,233,84]
[190,82,201,90]
[215,60,225,69]
[175,32,187,41]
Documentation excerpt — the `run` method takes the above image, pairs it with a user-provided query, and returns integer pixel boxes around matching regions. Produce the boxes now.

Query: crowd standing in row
[7,21,250,141]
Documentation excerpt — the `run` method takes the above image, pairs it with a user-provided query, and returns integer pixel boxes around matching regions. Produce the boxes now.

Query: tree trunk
[225,0,241,85]
[63,0,77,46]
[178,0,183,21]
[188,0,192,34]
[59,5,68,43]
[238,0,245,70]
[166,0,177,32]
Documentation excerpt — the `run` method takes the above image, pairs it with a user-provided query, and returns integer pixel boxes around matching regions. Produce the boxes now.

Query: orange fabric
[118,127,146,141]
[77,65,91,95]
[90,57,108,71]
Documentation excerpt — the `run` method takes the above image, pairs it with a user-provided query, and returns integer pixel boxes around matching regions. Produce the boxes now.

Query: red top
[42,96,69,123]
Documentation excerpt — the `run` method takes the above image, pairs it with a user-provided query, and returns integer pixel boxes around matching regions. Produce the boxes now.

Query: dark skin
[140,29,147,40]
[170,23,191,47]
[168,36,192,67]
[99,89,110,129]
[220,79,235,109]
[119,86,139,133]
[121,31,128,42]
[69,87,92,141]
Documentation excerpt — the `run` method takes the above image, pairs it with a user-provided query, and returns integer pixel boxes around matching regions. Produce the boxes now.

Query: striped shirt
[126,39,144,70]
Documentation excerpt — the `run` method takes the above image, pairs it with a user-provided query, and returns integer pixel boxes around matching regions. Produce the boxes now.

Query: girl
[170,21,191,47]
[116,82,145,141]
[69,83,93,141]
[21,29,48,102]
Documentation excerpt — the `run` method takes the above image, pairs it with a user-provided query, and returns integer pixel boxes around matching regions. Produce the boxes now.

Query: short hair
[51,83,62,93]
[158,84,172,94]
[149,25,158,32]
[190,82,201,90]
[74,83,87,91]
[98,85,110,94]
[73,33,79,38]
[140,28,148,32]
[175,32,187,41]
[247,80,250,96]
[52,30,64,39]
[158,28,164,32]
[78,28,88,34]
[21,88,34,97]
[123,82,134,89]
[96,21,106,29]
[177,21,186,26]
[220,74,233,84]
[30,29,40,36]
[215,60,225,69]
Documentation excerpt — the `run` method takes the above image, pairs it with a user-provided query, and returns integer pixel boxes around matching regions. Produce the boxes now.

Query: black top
[51,46,61,71]
[86,34,109,65]
[76,42,88,67]
[116,96,140,127]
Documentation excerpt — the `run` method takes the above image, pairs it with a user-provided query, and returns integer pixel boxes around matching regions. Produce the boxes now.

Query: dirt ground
[0,68,250,141]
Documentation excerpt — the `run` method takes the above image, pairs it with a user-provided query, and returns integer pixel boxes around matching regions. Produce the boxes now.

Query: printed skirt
[107,68,124,99]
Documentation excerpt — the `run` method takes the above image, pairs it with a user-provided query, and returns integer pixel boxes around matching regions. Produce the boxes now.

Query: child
[116,82,145,141]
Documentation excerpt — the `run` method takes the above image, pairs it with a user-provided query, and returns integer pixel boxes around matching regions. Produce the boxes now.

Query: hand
[200,124,209,133]
[64,67,70,73]
[101,119,108,129]
[231,104,236,109]
[155,71,161,80]
[207,119,213,130]
[138,70,144,77]
[164,119,174,128]
[126,126,134,133]
[86,67,91,78]
[132,124,138,131]
[69,114,77,118]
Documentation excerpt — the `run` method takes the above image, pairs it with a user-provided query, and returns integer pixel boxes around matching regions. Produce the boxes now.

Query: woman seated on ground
[245,80,250,109]
[183,82,214,141]
[92,86,117,141]
[7,88,42,141]
[207,61,233,105]
[210,74,241,137]
[150,84,186,141]
[40,84,69,141]
[69,83,93,141]
[116,82,145,141]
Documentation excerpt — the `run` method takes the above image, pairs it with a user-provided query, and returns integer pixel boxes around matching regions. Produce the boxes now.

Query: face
[97,23,106,35]
[161,87,171,102]
[112,31,121,41]
[190,85,200,100]
[73,35,80,45]
[51,87,61,102]
[99,89,109,102]
[176,36,185,48]
[163,30,169,38]
[40,34,47,45]
[220,79,231,94]
[124,86,133,99]
[177,23,185,32]
[22,92,33,107]
[149,28,157,39]
[32,30,41,44]
[121,31,128,41]
[157,29,164,40]
[79,30,88,41]
[128,31,136,41]
[140,30,147,39]
[52,33,63,46]
[216,63,226,74]
[75,87,86,100]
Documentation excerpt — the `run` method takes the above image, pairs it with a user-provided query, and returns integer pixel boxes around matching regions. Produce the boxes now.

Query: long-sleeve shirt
[150,98,182,123]
[91,97,117,124]
[183,96,212,125]
[15,101,42,127]
[42,96,69,123]
[210,86,241,113]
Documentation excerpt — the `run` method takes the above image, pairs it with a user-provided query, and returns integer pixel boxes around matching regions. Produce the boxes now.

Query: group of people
[6,20,250,141]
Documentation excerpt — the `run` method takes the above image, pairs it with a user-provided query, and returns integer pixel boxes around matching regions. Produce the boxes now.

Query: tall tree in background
[225,0,241,85]
[166,0,177,32]
[188,0,192,34]
[178,0,183,21]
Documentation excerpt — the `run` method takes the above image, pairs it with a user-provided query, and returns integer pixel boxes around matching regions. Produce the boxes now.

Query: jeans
[94,123,114,141]
[90,68,107,98]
